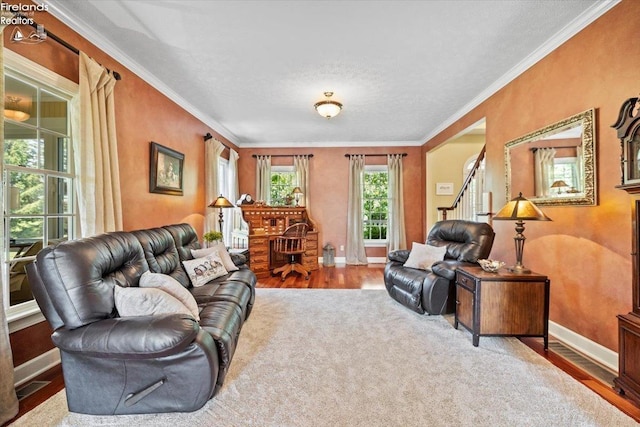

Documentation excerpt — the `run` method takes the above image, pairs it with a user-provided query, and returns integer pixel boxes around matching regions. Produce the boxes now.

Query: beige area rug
[11,289,636,427]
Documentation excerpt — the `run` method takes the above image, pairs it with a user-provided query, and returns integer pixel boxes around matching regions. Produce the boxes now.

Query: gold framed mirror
[505,108,596,206]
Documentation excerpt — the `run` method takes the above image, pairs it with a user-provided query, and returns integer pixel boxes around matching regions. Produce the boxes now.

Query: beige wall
[426,134,485,229]
[422,0,640,352]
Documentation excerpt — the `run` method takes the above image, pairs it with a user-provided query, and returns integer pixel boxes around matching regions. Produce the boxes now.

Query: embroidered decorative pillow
[114,286,194,318]
[139,271,200,321]
[182,253,228,287]
[192,242,239,272]
[403,242,447,270]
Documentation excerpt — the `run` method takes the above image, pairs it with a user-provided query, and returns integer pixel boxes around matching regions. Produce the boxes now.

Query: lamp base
[507,264,531,274]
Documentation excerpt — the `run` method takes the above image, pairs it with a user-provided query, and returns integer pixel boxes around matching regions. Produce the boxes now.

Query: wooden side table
[454,266,550,348]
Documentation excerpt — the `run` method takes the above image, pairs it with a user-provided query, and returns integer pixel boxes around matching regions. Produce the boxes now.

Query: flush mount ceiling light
[314,92,342,119]
[4,96,30,122]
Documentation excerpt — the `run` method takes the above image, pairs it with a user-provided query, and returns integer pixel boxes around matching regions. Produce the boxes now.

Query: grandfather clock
[613,95,640,404]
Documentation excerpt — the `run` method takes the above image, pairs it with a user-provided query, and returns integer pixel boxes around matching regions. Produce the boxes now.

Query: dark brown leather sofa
[26,223,256,415]
[384,220,495,315]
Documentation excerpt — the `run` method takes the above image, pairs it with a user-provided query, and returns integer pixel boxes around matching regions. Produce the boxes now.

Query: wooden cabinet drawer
[251,264,269,273]
[250,247,269,257]
[249,236,269,247]
[251,254,268,265]
[456,272,476,291]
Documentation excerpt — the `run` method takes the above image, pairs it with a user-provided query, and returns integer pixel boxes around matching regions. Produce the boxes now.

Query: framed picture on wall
[436,182,454,195]
[149,141,184,196]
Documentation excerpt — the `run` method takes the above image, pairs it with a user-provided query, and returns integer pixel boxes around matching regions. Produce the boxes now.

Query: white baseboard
[549,320,618,373]
[14,347,61,388]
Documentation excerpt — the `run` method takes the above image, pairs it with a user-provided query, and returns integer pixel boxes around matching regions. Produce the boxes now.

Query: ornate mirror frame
[504,108,597,206]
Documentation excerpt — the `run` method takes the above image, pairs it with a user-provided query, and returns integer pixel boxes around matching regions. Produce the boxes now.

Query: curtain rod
[344,153,407,158]
[252,154,314,158]
[203,133,232,150]
[15,13,122,80]
[530,146,578,151]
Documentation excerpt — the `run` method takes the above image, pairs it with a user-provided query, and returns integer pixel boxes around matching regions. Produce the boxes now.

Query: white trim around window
[2,50,78,326]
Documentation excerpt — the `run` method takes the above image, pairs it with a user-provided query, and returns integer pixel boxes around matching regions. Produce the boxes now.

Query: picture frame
[436,182,454,195]
[149,141,184,196]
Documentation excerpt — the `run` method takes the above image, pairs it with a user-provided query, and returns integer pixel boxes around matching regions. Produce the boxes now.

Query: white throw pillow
[182,253,228,287]
[139,271,200,321]
[114,286,194,318]
[192,242,239,272]
[403,242,447,270]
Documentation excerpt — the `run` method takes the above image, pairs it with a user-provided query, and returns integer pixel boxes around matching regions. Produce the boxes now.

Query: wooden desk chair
[273,223,309,280]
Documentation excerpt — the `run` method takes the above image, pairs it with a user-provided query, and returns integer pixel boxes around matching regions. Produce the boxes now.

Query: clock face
[238,194,254,204]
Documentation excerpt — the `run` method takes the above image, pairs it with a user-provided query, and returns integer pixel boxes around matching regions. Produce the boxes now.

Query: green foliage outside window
[5,140,45,238]
[270,171,296,206]
[363,170,388,241]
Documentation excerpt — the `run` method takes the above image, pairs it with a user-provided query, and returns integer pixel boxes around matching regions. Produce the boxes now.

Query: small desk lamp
[292,187,303,207]
[493,192,551,274]
[550,180,569,195]
[209,194,234,233]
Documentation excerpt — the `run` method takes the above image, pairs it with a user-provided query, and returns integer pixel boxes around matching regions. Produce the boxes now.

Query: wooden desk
[240,206,319,278]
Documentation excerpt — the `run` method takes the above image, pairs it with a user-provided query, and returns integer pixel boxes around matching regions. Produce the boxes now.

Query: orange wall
[7,1,636,354]
[422,0,639,351]
[4,2,240,239]
[237,146,424,259]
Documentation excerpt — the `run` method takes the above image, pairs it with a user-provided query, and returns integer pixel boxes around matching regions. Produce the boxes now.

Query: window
[218,157,229,197]
[551,157,579,194]
[2,51,78,318]
[270,166,296,206]
[363,166,388,243]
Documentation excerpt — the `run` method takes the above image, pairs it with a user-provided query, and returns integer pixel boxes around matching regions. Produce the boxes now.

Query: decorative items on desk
[478,259,505,273]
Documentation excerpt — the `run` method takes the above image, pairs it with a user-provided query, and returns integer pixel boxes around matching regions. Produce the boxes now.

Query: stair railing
[436,145,492,223]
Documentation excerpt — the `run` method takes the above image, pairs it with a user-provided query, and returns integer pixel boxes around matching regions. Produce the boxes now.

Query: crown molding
[239,139,424,149]
[40,1,240,145]
[420,0,621,145]
[40,0,619,149]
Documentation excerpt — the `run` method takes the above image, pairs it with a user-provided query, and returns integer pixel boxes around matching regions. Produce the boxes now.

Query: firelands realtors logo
[1,2,49,44]
[1,2,48,24]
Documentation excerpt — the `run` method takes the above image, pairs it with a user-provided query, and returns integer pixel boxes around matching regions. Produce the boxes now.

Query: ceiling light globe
[314,92,342,119]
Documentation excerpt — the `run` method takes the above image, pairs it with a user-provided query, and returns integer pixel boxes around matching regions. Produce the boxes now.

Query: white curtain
[224,148,240,247]
[255,155,271,204]
[73,52,123,236]
[534,148,556,198]
[387,154,407,252]
[346,155,368,265]
[294,155,310,209]
[0,24,19,424]
[575,145,583,191]
[205,138,225,233]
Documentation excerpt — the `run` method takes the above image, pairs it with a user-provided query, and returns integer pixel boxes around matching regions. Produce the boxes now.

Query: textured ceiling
[44,0,613,147]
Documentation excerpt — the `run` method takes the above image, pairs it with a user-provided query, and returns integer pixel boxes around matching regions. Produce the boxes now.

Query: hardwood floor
[257,263,387,289]
[6,264,640,424]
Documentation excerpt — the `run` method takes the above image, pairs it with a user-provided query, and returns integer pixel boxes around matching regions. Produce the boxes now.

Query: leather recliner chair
[384,220,495,315]
[25,224,256,415]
